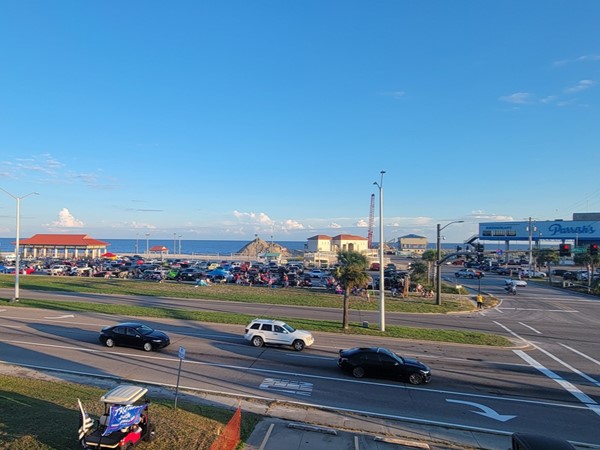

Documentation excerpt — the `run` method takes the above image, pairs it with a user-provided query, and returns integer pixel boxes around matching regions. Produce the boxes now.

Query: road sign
[178,346,186,360]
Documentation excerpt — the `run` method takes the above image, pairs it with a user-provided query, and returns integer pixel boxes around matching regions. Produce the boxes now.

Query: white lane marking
[518,322,542,334]
[494,321,531,346]
[495,322,600,387]
[1,338,592,413]
[514,350,600,418]
[497,308,578,312]
[258,423,275,450]
[560,343,600,367]
[259,378,313,396]
[44,314,75,319]
[446,399,516,422]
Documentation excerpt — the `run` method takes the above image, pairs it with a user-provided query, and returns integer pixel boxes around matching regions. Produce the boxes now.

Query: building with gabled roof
[305,233,372,267]
[18,234,109,259]
[398,234,428,256]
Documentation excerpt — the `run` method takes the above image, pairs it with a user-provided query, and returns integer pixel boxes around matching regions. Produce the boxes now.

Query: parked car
[337,347,431,385]
[521,270,547,278]
[369,262,380,271]
[243,318,314,351]
[99,322,170,352]
[309,269,326,278]
[455,268,484,279]
[178,268,203,282]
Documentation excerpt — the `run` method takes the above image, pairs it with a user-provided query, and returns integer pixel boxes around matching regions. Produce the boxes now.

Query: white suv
[244,319,314,351]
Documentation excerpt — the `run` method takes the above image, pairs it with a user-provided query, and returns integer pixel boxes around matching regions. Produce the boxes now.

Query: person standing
[477,294,484,309]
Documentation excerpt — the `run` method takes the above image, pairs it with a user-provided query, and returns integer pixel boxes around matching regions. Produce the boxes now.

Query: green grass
[0,275,511,346]
[0,375,260,450]
[0,275,471,313]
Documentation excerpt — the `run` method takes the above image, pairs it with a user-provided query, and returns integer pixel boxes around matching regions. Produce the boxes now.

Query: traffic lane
[4,314,591,414]
[3,306,597,411]
[2,316,599,446]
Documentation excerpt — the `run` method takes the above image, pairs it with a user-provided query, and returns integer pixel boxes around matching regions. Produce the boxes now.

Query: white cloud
[468,211,514,221]
[51,208,84,227]
[553,54,600,66]
[355,219,368,227]
[328,222,342,229]
[564,79,596,94]
[499,92,533,104]
[281,219,304,231]
[233,210,274,225]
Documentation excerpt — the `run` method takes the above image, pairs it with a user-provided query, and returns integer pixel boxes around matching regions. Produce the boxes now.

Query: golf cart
[78,384,155,449]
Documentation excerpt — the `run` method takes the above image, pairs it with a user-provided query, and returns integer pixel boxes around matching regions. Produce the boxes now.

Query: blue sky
[1,1,599,244]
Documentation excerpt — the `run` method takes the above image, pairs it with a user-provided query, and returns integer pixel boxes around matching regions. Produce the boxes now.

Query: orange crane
[367,193,375,249]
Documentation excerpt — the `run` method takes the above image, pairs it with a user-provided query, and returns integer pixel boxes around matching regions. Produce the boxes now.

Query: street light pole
[373,170,386,332]
[146,233,150,258]
[0,188,39,302]
[179,234,182,255]
[435,220,464,306]
[173,233,177,256]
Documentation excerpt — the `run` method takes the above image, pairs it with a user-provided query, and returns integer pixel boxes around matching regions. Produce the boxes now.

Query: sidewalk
[181,389,514,450]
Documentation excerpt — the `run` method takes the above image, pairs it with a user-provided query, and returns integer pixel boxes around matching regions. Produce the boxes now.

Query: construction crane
[367,193,375,249]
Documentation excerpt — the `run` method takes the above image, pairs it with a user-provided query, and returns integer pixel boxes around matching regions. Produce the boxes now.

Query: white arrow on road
[446,399,516,422]
[44,314,75,319]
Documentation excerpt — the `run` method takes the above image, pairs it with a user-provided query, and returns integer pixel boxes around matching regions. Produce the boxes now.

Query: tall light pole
[145,233,150,258]
[436,220,464,306]
[0,188,39,302]
[373,170,386,332]
[135,233,139,254]
[178,234,182,255]
[173,233,177,256]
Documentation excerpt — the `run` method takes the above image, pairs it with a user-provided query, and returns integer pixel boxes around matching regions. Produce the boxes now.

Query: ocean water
[0,237,307,256]
[0,236,533,256]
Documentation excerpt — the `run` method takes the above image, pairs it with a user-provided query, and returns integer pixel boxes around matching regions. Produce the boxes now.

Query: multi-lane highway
[0,272,599,446]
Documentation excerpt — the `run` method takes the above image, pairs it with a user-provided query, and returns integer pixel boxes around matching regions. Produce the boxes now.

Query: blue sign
[103,404,145,436]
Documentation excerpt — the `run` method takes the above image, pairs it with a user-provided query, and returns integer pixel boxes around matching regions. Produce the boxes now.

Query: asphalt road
[1,274,599,447]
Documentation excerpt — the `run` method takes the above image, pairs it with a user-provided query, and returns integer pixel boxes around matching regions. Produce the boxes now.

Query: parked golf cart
[78,384,155,449]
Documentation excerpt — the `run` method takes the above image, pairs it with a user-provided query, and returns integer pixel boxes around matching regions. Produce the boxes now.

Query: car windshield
[134,324,155,335]
[283,323,296,333]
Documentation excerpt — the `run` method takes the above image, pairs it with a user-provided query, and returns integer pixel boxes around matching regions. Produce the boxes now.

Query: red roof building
[18,234,109,259]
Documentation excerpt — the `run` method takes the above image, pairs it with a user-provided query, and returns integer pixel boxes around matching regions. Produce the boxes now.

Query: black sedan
[337,347,431,385]
[99,322,170,352]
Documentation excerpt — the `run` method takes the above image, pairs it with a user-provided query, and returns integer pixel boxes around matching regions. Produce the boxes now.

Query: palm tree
[332,250,370,331]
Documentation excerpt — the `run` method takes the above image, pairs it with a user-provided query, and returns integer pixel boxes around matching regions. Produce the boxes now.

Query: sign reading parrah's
[479,221,600,241]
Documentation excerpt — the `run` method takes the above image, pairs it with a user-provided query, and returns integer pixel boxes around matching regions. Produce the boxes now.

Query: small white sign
[178,346,186,360]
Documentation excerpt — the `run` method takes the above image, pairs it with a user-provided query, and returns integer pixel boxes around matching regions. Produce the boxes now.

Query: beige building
[305,234,372,267]
[398,234,428,256]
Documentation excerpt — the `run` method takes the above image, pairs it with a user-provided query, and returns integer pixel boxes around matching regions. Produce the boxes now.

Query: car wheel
[105,338,115,348]
[408,373,424,385]
[251,336,264,348]
[468,275,474,279]
[292,340,305,351]
[352,366,365,378]
[143,342,153,352]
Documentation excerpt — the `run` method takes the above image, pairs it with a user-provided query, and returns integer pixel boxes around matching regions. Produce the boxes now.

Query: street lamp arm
[439,220,464,233]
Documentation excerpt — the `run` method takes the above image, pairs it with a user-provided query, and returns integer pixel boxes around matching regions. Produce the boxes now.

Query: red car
[369,263,380,271]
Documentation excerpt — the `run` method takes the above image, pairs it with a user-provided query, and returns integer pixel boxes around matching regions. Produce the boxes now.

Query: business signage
[479,221,600,241]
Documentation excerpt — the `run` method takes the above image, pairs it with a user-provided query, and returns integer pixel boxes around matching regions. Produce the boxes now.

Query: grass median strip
[13,298,511,346]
